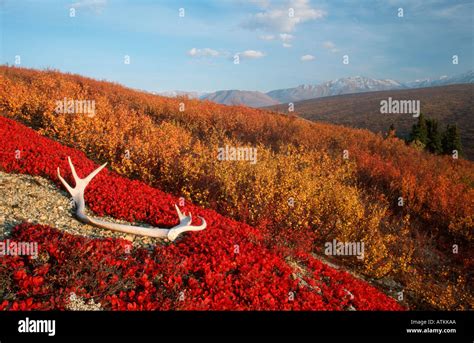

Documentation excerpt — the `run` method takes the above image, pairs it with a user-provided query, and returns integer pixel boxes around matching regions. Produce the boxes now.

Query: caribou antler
[57,157,206,241]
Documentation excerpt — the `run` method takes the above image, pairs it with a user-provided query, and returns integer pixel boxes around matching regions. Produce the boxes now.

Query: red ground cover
[0,116,404,310]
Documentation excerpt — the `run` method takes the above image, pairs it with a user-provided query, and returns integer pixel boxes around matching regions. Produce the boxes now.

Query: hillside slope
[0,116,404,311]
[1,66,473,310]
[266,84,474,159]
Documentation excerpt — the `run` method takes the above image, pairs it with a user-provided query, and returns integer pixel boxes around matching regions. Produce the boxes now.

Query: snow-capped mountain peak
[158,71,473,107]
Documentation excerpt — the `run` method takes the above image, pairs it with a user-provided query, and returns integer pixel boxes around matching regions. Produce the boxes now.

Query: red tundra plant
[0,116,403,310]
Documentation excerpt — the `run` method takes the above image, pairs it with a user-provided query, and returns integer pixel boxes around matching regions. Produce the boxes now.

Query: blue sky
[1,0,472,92]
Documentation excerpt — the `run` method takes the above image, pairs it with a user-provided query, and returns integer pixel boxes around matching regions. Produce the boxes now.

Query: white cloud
[259,34,275,41]
[71,0,106,11]
[241,0,326,32]
[237,50,266,59]
[187,48,220,58]
[301,54,315,61]
[279,33,294,48]
[279,33,293,42]
[259,33,293,48]
[187,48,265,61]
[323,41,339,53]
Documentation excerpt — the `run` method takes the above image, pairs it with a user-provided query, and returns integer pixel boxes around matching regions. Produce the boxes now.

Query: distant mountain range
[157,70,474,108]
[201,90,279,108]
[267,77,404,103]
[156,90,206,99]
[266,84,474,160]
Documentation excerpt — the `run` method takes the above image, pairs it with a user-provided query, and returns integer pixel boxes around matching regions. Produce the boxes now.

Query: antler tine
[192,216,206,231]
[83,161,108,184]
[57,167,74,195]
[59,157,107,191]
[67,156,80,183]
[174,204,186,220]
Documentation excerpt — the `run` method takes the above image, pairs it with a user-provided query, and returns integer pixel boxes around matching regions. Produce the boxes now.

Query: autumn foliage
[0,117,403,311]
[0,66,473,310]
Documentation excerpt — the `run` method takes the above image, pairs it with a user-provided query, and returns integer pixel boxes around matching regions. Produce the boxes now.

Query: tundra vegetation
[0,66,472,310]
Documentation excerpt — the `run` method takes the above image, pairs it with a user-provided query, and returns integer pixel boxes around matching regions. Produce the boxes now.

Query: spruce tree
[410,113,428,146]
[442,124,463,156]
[387,123,396,138]
[426,118,442,154]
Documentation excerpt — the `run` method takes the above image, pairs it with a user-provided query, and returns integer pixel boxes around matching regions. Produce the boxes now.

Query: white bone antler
[57,157,206,241]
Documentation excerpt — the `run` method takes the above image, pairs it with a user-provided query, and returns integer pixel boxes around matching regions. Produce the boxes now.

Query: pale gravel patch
[0,171,167,249]
[65,292,102,311]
